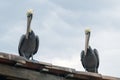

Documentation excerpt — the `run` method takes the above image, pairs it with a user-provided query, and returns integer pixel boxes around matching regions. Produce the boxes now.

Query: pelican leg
[31,53,33,60]
[22,53,26,58]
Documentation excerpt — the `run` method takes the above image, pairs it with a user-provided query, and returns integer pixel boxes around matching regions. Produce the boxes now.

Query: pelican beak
[26,9,33,39]
[85,28,91,55]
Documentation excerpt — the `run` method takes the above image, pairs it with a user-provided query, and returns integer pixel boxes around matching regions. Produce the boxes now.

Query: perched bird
[18,9,39,60]
[80,29,99,73]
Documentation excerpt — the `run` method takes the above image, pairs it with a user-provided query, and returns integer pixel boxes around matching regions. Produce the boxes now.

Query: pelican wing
[93,49,99,69]
[80,50,86,68]
[33,35,39,55]
[18,35,26,56]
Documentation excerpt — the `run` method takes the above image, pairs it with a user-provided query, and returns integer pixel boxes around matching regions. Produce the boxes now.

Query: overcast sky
[0,0,120,77]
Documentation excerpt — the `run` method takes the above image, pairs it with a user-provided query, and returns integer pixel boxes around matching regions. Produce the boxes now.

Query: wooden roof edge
[102,75,120,80]
[0,52,119,80]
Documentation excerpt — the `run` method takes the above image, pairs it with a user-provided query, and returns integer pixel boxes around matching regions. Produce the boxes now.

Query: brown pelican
[18,9,39,60]
[81,29,99,73]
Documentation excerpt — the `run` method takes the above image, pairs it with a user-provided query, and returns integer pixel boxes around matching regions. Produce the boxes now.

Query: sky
[0,0,120,77]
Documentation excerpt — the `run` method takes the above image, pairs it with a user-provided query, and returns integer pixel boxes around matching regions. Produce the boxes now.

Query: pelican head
[27,9,33,17]
[84,28,91,55]
[85,28,91,35]
[26,9,33,39]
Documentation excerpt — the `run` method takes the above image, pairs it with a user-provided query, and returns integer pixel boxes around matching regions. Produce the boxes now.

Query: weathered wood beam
[0,52,119,80]
[0,64,76,80]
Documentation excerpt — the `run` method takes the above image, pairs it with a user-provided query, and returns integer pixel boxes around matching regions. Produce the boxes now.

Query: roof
[0,52,119,80]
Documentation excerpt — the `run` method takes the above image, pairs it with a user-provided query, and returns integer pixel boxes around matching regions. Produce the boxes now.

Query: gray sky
[0,0,120,77]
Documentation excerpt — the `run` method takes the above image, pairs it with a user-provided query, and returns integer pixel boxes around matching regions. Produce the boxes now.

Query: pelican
[80,29,99,73]
[18,9,39,60]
